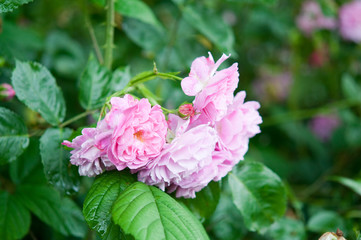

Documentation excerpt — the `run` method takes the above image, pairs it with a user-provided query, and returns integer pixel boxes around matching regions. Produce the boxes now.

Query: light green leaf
[123,18,166,52]
[307,210,345,233]
[112,66,131,92]
[331,176,361,196]
[83,171,136,239]
[0,0,33,13]
[267,217,306,240]
[228,161,287,233]
[0,107,29,165]
[79,54,112,110]
[180,181,221,221]
[115,0,162,29]
[0,191,31,240]
[11,60,66,126]
[341,74,361,103]
[16,184,87,237]
[182,5,235,55]
[226,0,277,5]
[112,182,209,240]
[40,128,79,194]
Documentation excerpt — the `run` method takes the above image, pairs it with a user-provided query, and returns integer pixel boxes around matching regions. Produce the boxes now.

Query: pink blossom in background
[0,83,16,101]
[105,95,168,171]
[309,114,341,142]
[62,123,114,177]
[339,0,361,43]
[252,69,292,103]
[181,52,239,123]
[296,1,337,36]
[138,124,218,198]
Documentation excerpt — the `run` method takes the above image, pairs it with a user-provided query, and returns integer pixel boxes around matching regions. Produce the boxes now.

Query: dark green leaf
[0,107,29,164]
[342,74,361,103]
[16,184,86,237]
[228,161,287,233]
[226,0,277,5]
[9,138,43,184]
[79,54,112,110]
[0,191,31,240]
[180,181,220,221]
[115,0,162,29]
[183,5,235,55]
[11,60,66,126]
[330,176,361,196]
[0,0,33,13]
[267,217,306,240]
[40,128,79,194]
[83,171,136,239]
[112,182,209,240]
[307,210,346,233]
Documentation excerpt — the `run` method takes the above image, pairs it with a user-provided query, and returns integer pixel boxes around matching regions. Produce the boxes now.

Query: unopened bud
[179,104,195,118]
[319,229,346,240]
[0,83,15,101]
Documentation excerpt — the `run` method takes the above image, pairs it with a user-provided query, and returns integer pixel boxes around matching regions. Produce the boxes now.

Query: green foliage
[40,128,79,194]
[0,107,29,164]
[267,217,306,240]
[341,74,361,103]
[79,55,112,110]
[183,4,235,55]
[0,0,33,13]
[331,176,361,196]
[180,181,221,221]
[0,191,31,240]
[15,184,87,237]
[83,171,136,239]
[228,161,287,233]
[11,61,66,126]
[112,182,209,240]
[307,210,346,234]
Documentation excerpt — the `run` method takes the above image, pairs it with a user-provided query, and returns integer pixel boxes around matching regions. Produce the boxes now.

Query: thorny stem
[104,0,115,69]
[85,17,104,64]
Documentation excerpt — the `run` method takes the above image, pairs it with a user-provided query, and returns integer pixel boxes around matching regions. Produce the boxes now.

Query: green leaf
[79,54,112,110]
[180,181,220,221]
[115,0,162,29]
[83,171,136,239]
[341,74,361,103]
[0,191,31,240]
[112,66,131,92]
[228,161,287,233]
[0,0,33,13]
[10,138,44,184]
[112,182,209,240]
[267,217,306,240]
[16,184,87,237]
[11,60,66,126]
[307,210,346,233]
[40,128,79,194]
[226,0,277,5]
[0,107,29,164]
[331,176,361,196]
[123,18,166,52]
[182,5,235,55]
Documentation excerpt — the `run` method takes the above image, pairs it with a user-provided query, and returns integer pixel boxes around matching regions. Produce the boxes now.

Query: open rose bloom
[64,53,262,198]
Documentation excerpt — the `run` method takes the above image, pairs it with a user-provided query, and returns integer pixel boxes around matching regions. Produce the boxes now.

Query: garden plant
[1,0,361,239]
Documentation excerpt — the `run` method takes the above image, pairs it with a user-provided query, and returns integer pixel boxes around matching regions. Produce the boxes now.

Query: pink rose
[105,95,167,170]
[138,123,218,198]
[62,123,114,177]
[181,52,239,123]
[215,91,262,165]
[296,1,337,36]
[339,0,361,43]
[309,114,340,142]
[0,83,16,101]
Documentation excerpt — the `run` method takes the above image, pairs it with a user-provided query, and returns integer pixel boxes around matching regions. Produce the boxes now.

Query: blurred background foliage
[1,0,361,239]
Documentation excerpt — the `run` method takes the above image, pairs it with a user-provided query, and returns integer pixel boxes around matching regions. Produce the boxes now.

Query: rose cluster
[63,53,262,198]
